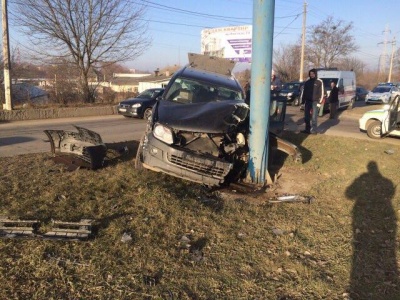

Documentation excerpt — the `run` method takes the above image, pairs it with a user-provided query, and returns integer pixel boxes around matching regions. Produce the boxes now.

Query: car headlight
[153,123,174,144]
[287,92,293,97]
[131,103,142,108]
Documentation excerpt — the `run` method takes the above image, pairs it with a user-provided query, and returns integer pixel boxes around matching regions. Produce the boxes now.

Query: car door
[382,95,400,135]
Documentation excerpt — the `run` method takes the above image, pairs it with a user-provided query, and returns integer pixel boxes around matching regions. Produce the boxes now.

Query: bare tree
[335,56,367,77]
[273,43,301,82]
[306,16,358,68]
[13,0,150,103]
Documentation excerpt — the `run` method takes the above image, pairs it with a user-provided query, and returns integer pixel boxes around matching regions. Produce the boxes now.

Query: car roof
[176,65,242,91]
[188,53,235,76]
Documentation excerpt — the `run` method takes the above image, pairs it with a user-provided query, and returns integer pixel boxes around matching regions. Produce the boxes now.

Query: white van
[317,70,356,110]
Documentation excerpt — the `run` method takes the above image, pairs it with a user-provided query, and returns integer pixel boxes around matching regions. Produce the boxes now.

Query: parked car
[356,86,369,101]
[365,85,399,105]
[135,53,300,187]
[359,95,400,139]
[117,88,165,119]
[279,81,304,106]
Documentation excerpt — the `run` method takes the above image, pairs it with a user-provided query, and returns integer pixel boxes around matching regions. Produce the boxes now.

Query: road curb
[0,106,118,121]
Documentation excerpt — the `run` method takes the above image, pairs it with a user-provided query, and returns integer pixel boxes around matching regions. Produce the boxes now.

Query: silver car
[365,85,399,104]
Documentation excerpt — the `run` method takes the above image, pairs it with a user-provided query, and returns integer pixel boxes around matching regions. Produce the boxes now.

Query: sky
[7,0,400,74]
[128,0,400,73]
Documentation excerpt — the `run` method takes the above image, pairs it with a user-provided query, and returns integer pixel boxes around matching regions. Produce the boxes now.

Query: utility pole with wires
[388,37,396,83]
[299,0,307,82]
[2,0,12,110]
[378,25,391,77]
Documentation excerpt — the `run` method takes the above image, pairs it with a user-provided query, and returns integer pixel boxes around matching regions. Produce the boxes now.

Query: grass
[0,132,399,299]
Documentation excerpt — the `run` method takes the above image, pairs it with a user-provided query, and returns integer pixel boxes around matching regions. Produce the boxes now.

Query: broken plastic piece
[43,219,94,240]
[0,217,94,240]
[269,195,314,204]
[44,125,107,169]
[0,216,40,237]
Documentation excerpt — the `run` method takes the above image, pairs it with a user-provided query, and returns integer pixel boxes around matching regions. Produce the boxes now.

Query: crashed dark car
[117,88,164,119]
[135,53,299,187]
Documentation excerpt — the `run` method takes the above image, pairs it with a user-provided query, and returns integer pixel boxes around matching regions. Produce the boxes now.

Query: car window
[137,89,157,99]
[372,86,391,93]
[165,77,243,104]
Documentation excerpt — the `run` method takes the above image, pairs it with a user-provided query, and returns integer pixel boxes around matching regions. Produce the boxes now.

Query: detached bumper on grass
[44,125,107,170]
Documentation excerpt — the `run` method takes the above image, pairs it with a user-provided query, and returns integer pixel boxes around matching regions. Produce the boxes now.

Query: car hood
[361,109,385,118]
[369,92,389,97]
[155,100,249,133]
[120,98,154,104]
[280,89,297,93]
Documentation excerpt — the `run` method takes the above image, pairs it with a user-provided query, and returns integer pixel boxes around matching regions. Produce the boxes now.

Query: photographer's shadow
[345,161,399,299]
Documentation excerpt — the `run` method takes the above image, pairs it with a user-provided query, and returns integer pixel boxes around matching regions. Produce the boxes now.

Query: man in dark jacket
[328,81,339,119]
[300,68,324,134]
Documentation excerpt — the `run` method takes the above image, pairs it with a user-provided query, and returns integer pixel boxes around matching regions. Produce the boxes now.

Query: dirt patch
[216,164,319,205]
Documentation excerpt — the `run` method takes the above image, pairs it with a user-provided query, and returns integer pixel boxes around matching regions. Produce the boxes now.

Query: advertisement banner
[201,25,252,63]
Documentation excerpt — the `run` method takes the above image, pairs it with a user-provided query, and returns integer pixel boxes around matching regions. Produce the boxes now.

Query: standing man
[300,68,324,134]
[271,71,282,93]
[328,81,339,119]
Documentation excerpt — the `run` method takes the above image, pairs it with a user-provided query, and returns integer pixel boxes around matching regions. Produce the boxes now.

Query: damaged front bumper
[140,132,302,187]
[44,125,107,170]
[141,133,233,186]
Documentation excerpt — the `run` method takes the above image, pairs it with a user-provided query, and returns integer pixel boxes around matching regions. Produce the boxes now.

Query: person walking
[328,81,339,119]
[300,68,324,134]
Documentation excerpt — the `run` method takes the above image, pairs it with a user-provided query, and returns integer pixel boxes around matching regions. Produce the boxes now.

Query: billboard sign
[201,25,252,63]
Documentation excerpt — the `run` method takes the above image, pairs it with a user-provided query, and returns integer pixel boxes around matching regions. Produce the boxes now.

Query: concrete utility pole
[2,0,12,110]
[299,1,307,82]
[247,0,275,185]
[388,37,396,83]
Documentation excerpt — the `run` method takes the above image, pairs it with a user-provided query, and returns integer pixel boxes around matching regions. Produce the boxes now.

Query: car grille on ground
[168,153,230,178]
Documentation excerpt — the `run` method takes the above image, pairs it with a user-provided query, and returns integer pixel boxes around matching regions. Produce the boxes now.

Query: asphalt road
[0,115,147,157]
[1,103,399,158]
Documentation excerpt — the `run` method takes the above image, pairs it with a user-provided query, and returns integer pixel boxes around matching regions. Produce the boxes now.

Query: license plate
[119,108,127,112]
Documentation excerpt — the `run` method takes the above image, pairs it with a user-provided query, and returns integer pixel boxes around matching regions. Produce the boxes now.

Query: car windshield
[282,83,300,91]
[164,77,243,104]
[137,89,162,99]
[372,86,391,93]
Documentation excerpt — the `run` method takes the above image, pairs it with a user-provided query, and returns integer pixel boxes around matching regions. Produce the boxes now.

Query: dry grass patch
[0,132,399,299]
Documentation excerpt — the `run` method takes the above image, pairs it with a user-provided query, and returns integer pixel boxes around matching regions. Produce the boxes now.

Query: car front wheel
[143,108,153,120]
[366,120,382,139]
[135,134,145,170]
[293,97,300,106]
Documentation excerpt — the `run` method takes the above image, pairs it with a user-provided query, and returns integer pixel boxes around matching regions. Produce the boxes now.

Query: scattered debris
[269,195,314,204]
[179,235,191,249]
[142,270,163,286]
[121,232,133,243]
[43,219,94,240]
[44,125,107,170]
[0,216,94,241]
[384,149,395,155]
[0,216,39,237]
[272,228,285,236]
